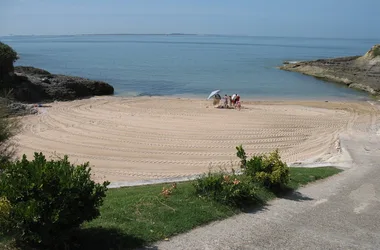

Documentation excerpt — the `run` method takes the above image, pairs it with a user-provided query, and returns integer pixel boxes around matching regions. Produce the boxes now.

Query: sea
[1,34,378,100]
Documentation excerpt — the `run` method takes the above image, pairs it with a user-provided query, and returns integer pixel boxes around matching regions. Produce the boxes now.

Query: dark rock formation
[8,66,114,103]
[279,44,380,95]
[0,97,37,116]
[7,101,38,116]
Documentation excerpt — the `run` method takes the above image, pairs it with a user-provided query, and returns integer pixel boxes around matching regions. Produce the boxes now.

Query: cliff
[0,42,114,104]
[280,44,380,95]
[12,66,114,103]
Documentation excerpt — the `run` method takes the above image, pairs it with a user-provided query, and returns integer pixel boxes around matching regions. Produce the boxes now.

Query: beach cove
[15,96,380,183]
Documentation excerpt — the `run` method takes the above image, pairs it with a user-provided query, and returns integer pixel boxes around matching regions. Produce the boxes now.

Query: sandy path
[14,97,379,182]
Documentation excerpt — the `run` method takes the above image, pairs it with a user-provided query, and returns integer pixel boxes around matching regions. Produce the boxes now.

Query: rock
[363,44,380,59]
[279,44,380,96]
[9,66,114,103]
[41,77,50,84]
[7,102,38,116]
[0,97,37,116]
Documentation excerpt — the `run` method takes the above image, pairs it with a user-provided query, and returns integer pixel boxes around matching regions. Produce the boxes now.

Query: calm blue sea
[1,34,378,100]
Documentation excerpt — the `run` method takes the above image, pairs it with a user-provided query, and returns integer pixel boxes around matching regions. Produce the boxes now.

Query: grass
[288,167,342,189]
[0,167,342,250]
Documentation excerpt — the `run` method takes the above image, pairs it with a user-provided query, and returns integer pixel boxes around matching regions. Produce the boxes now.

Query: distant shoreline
[2,33,379,41]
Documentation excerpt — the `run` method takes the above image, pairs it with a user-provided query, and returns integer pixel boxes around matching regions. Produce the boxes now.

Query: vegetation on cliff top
[373,46,380,57]
[0,42,17,64]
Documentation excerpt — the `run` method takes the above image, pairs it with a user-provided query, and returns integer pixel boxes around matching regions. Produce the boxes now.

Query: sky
[1,0,380,39]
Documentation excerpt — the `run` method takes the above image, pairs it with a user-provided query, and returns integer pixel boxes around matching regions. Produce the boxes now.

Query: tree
[0,42,18,92]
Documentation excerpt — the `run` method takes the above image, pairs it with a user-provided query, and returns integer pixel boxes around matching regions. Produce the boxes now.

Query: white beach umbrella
[207,90,221,100]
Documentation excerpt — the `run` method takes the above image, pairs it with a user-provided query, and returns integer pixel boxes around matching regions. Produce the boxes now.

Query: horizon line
[1,33,379,41]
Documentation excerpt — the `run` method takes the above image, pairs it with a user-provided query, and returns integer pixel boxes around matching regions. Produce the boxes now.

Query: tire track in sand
[15,97,379,182]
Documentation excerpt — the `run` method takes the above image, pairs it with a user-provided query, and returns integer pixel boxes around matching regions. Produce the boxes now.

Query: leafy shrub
[0,196,11,232]
[0,42,18,83]
[237,147,290,191]
[194,171,258,207]
[236,145,247,168]
[0,153,110,247]
[0,42,18,65]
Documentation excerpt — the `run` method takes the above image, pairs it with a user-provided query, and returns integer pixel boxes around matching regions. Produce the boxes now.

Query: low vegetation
[0,151,341,250]
[83,166,340,249]
[237,146,289,191]
[373,46,380,57]
[0,99,19,165]
[194,146,291,207]
[0,153,109,249]
[0,115,342,250]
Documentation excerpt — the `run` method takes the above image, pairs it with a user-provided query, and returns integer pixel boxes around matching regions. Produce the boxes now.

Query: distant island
[280,44,380,96]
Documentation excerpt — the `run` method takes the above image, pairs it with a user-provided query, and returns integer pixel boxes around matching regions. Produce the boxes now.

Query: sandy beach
[15,97,379,183]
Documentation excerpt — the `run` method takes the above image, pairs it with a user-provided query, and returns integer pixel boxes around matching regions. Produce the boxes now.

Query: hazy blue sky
[1,0,379,38]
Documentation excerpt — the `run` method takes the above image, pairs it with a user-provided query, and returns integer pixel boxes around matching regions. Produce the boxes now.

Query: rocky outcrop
[0,97,37,116]
[6,66,114,103]
[279,44,380,95]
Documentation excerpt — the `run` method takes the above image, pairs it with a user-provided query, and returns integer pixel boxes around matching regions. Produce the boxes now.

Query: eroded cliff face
[280,44,380,95]
[12,66,114,103]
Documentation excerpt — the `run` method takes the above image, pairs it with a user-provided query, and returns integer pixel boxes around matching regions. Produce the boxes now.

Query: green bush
[237,147,290,191]
[0,153,110,248]
[0,42,18,82]
[0,42,17,65]
[195,147,290,207]
[194,171,258,207]
[373,46,380,57]
[0,196,11,232]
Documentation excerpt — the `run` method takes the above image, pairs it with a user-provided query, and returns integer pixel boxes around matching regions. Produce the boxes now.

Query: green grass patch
[1,167,342,249]
[288,167,342,189]
[80,182,236,249]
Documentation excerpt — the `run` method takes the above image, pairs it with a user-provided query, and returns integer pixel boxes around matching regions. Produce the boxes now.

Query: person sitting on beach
[228,95,232,106]
[236,100,241,110]
[235,94,241,110]
[213,94,221,106]
[223,94,228,108]
[231,93,237,105]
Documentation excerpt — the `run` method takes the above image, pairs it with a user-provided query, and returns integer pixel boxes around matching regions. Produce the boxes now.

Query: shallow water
[2,34,377,100]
